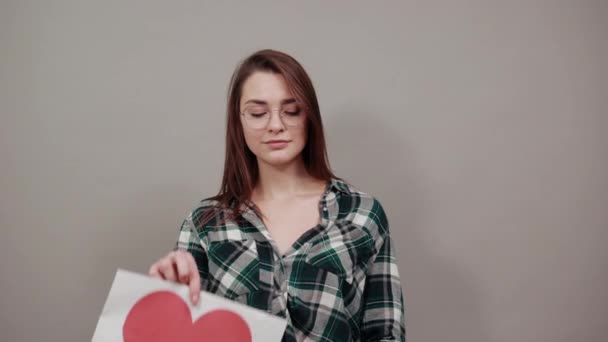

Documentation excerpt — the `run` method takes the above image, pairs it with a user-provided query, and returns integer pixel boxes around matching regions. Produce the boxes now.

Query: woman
[149,49,406,341]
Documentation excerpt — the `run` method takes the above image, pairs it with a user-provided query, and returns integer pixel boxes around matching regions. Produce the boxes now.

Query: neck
[254,157,323,201]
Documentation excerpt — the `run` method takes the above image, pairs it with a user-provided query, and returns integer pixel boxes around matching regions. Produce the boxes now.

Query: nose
[267,110,286,132]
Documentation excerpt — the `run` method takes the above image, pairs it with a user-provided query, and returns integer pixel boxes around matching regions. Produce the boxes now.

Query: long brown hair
[196,49,343,229]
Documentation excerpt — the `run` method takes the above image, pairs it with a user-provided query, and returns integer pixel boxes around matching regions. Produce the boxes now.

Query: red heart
[123,290,252,342]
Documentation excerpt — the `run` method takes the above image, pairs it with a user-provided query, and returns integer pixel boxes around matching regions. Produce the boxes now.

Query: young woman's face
[239,71,308,167]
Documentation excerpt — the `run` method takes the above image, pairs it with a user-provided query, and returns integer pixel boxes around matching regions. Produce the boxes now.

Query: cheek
[295,124,308,146]
[242,128,262,152]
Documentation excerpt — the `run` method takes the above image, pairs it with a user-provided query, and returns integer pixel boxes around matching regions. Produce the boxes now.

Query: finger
[148,263,162,279]
[186,255,201,304]
[189,275,201,305]
[159,257,177,281]
[174,253,191,284]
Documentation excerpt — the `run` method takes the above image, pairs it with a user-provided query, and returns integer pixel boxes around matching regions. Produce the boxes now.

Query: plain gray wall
[1,1,607,341]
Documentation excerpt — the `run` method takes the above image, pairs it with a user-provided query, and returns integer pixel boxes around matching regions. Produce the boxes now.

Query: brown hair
[196,49,342,229]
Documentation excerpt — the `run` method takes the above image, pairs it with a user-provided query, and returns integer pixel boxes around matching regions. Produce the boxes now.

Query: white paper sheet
[91,268,287,341]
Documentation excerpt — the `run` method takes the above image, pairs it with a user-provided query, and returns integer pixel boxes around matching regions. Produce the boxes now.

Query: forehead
[240,71,293,104]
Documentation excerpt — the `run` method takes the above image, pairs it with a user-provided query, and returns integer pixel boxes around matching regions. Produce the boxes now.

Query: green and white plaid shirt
[176,178,406,341]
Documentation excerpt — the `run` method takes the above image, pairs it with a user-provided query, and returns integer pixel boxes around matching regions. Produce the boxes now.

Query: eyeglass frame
[239,104,308,130]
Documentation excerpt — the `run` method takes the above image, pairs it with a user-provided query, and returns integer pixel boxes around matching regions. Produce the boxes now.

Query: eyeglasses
[240,104,306,130]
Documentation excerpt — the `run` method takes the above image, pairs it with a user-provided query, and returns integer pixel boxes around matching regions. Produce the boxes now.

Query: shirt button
[322,206,327,211]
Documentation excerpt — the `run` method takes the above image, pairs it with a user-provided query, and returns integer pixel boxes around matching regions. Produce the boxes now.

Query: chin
[263,157,295,166]
[259,152,300,166]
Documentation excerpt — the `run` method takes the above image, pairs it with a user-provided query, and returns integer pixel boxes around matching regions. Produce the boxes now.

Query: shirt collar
[328,177,351,196]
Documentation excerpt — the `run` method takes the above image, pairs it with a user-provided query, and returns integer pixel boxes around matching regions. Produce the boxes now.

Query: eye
[244,105,268,117]
[283,107,301,116]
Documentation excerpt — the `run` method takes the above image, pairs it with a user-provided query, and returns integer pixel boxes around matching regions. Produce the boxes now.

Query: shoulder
[184,197,224,231]
[336,180,390,239]
[191,197,221,213]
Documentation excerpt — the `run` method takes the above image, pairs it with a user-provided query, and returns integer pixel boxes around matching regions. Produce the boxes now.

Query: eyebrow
[243,98,297,106]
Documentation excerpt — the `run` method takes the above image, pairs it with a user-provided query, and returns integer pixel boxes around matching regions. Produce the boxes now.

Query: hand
[148,250,201,305]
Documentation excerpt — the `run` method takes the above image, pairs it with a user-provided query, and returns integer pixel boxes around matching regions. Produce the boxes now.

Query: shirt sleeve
[360,200,406,342]
[174,209,209,288]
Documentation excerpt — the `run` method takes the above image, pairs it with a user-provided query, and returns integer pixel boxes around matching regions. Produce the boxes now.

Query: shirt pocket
[288,260,354,341]
[303,226,375,285]
[206,238,260,301]
[290,231,374,336]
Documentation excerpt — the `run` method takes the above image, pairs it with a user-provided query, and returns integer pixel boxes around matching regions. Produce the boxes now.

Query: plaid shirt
[175,178,406,341]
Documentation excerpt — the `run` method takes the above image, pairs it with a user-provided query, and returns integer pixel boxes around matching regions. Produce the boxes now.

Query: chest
[254,196,321,256]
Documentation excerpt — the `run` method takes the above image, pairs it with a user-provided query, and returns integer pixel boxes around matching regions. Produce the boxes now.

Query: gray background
[1,1,607,341]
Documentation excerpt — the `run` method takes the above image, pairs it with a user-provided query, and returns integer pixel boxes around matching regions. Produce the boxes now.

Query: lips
[266,140,290,149]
